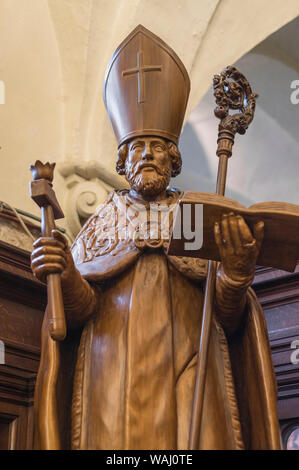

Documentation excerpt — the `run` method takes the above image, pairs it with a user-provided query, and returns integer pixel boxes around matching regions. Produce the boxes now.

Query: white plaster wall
[0,0,63,217]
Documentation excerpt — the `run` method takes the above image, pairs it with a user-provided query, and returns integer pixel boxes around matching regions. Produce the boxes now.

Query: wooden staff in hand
[30,160,66,341]
[188,66,258,449]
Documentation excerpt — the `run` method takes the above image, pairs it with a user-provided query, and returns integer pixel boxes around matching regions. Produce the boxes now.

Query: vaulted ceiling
[177,16,299,206]
[0,0,298,230]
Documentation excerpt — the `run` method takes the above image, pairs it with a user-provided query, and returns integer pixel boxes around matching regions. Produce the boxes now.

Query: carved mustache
[133,162,162,176]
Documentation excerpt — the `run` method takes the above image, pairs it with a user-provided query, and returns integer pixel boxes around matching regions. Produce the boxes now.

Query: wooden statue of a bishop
[31,25,281,450]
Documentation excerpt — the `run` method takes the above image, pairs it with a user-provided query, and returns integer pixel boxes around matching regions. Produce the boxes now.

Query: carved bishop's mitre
[103,25,190,147]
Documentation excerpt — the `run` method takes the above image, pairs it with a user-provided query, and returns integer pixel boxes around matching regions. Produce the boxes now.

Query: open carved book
[167,191,299,272]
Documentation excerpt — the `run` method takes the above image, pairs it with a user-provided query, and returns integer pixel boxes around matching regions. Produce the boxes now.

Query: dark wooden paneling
[253,265,299,448]
[0,241,45,449]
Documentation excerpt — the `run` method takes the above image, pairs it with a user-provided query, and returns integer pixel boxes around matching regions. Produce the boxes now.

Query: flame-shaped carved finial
[30,160,56,183]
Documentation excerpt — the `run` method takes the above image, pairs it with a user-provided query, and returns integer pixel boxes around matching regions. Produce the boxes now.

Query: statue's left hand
[214,212,264,283]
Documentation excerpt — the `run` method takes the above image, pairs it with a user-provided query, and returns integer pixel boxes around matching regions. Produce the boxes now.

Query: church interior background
[0,0,298,450]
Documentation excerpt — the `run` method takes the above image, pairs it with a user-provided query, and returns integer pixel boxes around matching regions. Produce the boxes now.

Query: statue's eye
[154,145,163,151]
[131,144,142,150]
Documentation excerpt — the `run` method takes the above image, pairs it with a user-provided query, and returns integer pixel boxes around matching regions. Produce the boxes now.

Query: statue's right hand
[31,229,74,284]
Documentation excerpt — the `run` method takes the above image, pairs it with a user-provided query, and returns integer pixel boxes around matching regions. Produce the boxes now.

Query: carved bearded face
[124,137,172,198]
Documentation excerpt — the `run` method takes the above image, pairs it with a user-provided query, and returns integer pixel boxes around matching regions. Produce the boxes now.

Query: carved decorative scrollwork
[64,174,109,238]
[76,182,107,221]
[213,66,258,136]
[58,160,129,239]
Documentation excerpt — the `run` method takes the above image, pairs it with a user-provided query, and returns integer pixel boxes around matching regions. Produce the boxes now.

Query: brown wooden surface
[168,191,299,272]
[186,66,258,449]
[9,25,299,449]
[0,239,297,449]
[253,264,299,449]
[103,25,190,147]
[0,241,45,449]
[31,28,279,450]
[30,161,66,342]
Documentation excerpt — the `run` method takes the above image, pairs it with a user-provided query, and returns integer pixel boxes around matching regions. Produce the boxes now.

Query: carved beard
[125,161,171,198]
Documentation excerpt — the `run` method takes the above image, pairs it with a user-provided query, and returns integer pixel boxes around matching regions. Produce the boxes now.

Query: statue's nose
[142,143,153,160]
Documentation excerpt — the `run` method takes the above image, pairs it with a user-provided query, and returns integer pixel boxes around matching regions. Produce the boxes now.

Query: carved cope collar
[71,189,207,282]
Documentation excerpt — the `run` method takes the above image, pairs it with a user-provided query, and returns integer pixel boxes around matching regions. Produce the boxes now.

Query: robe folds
[33,190,281,450]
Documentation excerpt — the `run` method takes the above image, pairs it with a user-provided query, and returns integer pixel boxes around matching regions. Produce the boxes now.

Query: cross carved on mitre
[122,51,162,104]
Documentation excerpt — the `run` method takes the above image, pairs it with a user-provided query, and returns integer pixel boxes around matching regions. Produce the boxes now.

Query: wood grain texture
[168,191,299,272]
[253,264,299,448]
[103,25,190,147]
[0,242,44,449]
[32,28,281,451]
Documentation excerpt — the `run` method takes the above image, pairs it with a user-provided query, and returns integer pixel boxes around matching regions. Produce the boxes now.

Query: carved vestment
[34,190,280,450]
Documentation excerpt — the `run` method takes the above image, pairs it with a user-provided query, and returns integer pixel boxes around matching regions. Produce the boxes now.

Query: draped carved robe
[34,190,281,450]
